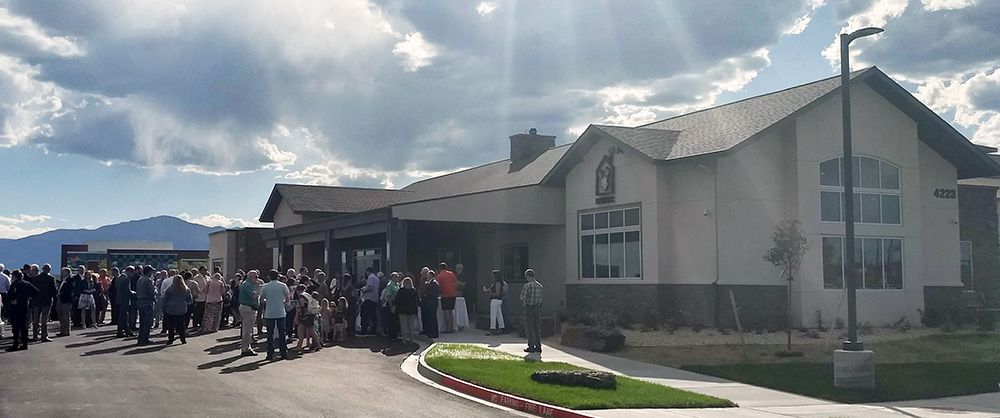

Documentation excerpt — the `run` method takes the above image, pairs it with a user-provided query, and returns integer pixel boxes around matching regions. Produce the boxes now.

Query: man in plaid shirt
[519,269,543,353]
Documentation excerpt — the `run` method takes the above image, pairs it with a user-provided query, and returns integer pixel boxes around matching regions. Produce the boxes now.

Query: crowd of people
[0,261,545,355]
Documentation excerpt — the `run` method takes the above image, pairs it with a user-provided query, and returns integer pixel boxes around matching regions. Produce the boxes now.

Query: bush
[774,351,804,358]
[638,309,660,332]
[918,308,941,328]
[891,315,911,333]
[614,311,635,330]
[662,318,679,334]
[834,317,845,330]
[814,309,826,331]
[692,324,704,333]
[806,330,821,339]
[859,321,874,336]
[976,310,997,332]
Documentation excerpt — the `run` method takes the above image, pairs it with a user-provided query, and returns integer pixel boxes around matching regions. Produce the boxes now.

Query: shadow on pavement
[198,354,244,370]
[65,335,119,349]
[82,343,135,356]
[123,343,171,355]
[204,341,240,355]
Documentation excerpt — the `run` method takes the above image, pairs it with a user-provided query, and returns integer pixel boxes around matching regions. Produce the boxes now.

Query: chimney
[509,128,555,171]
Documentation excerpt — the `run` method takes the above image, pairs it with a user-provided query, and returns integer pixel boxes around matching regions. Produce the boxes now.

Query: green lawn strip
[425,344,735,410]
[683,362,1000,403]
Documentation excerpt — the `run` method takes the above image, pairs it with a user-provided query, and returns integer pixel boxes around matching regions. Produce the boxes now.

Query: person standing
[200,273,226,333]
[419,268,439,338]
[238,270,260,356]
[229,275,242,329]
[485,270,505,336]
[96,269,110,326]
[135,266,157,345]
[113,267,135,338]
[128,267,141,331]
[260,270,289,360]
[56,268,76,337]
[183,271,200,330]
[359,267,379,336]
[107,267,118,327]
[162,275,192,344]
[436,263,458,333]
[381,272,400,340]
[5,270,38,351]
[192,266,209,329]
[394,277,419,343]
[29,264,57,342]
[79,273,98,329]
[0,264,9,329]
[519,269,544,353]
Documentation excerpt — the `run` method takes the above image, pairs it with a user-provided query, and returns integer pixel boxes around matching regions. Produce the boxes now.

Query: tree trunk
[786,276,793,352]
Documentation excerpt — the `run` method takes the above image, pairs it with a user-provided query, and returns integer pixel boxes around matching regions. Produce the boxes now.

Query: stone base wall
[566,283,787,330]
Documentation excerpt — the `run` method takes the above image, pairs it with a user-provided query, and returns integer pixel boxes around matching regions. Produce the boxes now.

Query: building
[61,241,209,271]
[208,227,273,279]
[259,67,1000,328]
[957,147,1000,304]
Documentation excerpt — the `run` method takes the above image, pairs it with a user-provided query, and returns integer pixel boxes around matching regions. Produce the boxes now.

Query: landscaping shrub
[834,317,845,330]
[891,316,911,333]
[918,308,941,328]
[814,309,826,331]
[614,311,635,330]
[859,321,874,336]
[638,309,659,332]
[691,324,703,333]
[975,310,997,332]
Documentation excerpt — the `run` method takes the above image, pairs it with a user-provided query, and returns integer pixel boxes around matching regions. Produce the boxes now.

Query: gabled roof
[400,144,571,203]
[546,66,1000,181]
[259,184,413,222]
[260,145,572,223]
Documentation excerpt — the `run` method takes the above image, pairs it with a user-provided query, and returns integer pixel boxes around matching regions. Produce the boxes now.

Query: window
[501,244,529,283]
[819,156,901,225]
[960,241,973,289]
[822,236,903,290]
[580,207,641,279]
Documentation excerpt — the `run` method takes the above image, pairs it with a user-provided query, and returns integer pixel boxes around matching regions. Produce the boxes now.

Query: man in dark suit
[113,266,136,337]
[29,264,57,342]
[70,266,87,328]
[129,268,140,330]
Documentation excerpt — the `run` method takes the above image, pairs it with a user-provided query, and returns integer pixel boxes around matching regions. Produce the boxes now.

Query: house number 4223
[933,188,956,199]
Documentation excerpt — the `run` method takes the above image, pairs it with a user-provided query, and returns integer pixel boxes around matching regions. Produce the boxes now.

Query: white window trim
[819,156,902,226]
[821,235,905,291]
[579,205,642,280]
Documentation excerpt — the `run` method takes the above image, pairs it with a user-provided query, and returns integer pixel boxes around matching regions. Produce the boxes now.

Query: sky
[1,0,999,239]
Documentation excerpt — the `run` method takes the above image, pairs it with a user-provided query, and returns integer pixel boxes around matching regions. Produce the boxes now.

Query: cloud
[392,32,438,72]
[826,0,1000,146]
[0,214,53,239]
[177,213,263,228]
[0,6,83,58]
[476,2,498,16]
[784,0,826,35]
[0,0,814,185]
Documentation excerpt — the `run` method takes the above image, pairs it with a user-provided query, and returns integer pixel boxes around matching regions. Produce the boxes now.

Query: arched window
[819,156,901,225]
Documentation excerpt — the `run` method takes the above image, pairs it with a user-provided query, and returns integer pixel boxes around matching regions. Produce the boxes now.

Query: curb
[417,343,598,418]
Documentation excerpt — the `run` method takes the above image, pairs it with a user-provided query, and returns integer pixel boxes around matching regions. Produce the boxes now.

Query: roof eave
[258,186,283,223]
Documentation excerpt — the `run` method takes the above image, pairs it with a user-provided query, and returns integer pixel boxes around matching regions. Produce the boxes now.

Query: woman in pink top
[200,273,227,333]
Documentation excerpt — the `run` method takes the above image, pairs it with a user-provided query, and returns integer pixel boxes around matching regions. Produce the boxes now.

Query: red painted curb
[439,374,598,418]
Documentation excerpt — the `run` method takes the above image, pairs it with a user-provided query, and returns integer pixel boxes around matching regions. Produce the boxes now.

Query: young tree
[763,220,811,352]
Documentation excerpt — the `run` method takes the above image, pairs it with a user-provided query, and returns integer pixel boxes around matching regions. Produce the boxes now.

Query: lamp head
[845,27,884,43]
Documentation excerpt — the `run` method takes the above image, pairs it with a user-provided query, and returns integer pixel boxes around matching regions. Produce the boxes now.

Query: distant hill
[0,216,222,269]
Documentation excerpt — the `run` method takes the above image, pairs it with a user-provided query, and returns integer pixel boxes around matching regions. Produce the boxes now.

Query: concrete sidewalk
[429,330,999,418]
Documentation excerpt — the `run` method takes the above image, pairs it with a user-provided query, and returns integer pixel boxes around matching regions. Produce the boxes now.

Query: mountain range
[0,216,222,270]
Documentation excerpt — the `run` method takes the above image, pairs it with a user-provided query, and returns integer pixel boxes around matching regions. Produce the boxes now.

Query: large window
[502,244,529,283]
[821,236,903,290]
[580,207,641,279]
[820,156,901,224]
[960,241,973,289]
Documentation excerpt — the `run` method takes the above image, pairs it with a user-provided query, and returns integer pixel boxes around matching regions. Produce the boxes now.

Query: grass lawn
[424,344,735,410]
[683,362,1000,403]
[614,333,1000,403]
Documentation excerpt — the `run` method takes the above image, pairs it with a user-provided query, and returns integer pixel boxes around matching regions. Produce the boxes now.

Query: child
[319,298,333,345]
[333,297,348,343]
[295,294,321,351]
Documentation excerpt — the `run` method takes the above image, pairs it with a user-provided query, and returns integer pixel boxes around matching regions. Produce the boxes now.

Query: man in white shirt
[192,267,209,329]
[260,269,290,360]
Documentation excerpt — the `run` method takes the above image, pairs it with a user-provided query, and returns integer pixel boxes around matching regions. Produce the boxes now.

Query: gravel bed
[617,327,971,347]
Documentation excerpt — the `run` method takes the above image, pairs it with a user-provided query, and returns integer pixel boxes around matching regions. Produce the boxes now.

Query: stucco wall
[273,200,303,229]
[475,225,566,316]
[789,83,959,326]
[208,232,230,278]
[564,136,661,286]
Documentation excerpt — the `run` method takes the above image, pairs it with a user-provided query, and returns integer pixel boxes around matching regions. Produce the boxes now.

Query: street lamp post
[835,26,882,390]
[840,27,883,352]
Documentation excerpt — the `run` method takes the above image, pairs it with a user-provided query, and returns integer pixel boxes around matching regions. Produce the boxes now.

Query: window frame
[501,243,529,284]
[960,240,973,290]
[579,205,642,280]
[821,235,904,291]
[819,156,902,226]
